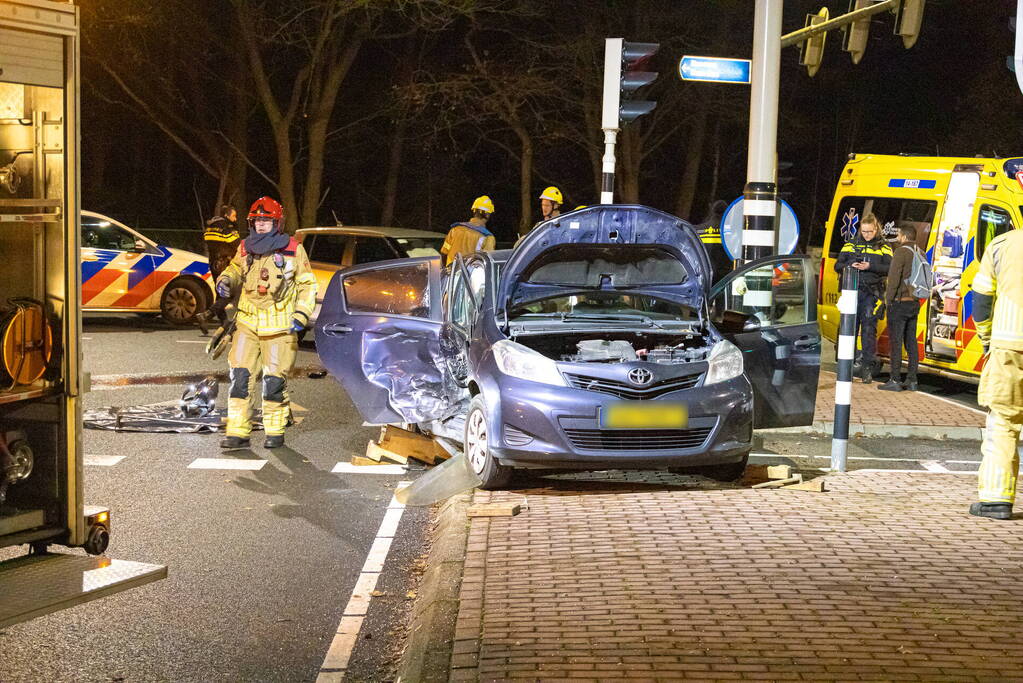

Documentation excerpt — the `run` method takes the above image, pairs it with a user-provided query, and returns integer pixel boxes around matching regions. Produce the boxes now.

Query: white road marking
[920,460,950,473]
[85,455,125,467]
[175,339,209,344]
[82,336,92,340]
[317,485,409,680]
[187,458,267,470]
[331,462,407,475]
[750,452,921,463]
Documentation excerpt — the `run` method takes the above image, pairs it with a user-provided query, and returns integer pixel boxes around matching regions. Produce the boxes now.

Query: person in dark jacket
[695,200,731,282]
[203,205,241,326]
[878,225,922,392]
[834,213,892,382]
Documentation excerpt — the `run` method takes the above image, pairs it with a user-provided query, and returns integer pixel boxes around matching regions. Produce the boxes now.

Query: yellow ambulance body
[819,154,1023,382]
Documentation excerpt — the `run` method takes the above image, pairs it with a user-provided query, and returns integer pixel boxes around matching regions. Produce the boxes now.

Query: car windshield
[510,292,698,325]
[395,237,445,258]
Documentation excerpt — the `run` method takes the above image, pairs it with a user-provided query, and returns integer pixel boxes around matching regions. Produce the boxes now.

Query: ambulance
[818,154,1023,382]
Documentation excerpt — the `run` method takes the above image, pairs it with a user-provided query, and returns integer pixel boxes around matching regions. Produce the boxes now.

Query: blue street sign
[678,56,752,84]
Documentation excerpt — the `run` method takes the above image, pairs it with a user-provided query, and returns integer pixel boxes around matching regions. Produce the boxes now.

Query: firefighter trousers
[226,326,297,438]
[977,348,1023,505]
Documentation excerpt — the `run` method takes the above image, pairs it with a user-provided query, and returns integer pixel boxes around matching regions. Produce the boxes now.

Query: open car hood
[498,205,712,313]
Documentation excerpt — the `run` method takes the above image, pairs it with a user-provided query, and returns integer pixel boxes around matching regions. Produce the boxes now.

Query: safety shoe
[969,502,1013,520]
[860,364,874,384]
[220,436,250,450]
[877,380,903,392]
[902,378,918,391]
[264,434,285,449]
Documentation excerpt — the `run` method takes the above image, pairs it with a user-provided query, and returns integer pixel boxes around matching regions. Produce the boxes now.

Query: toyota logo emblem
[628,368,653,386]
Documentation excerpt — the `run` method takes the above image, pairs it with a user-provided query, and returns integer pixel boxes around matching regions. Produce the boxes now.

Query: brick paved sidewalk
[813,371,983,428]
[449,471,1022,682]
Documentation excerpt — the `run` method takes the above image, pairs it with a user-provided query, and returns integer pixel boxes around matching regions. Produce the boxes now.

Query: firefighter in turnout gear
[441,195,496,266]
[970,229,1023,520]
[216,197,317,450]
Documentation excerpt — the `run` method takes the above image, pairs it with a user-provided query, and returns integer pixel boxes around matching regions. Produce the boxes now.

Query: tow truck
[0,0,165,628]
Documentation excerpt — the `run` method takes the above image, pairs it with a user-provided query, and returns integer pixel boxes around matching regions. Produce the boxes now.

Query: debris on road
[744,465,827,492]
[361,426,452,467]
[467,502,522,517]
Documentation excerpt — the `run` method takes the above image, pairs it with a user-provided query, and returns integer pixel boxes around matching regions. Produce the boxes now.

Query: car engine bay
[514,331,713,365]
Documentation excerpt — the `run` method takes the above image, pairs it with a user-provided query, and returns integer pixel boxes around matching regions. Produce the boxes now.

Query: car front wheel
[464,395,511,490]
[161,277,207,326]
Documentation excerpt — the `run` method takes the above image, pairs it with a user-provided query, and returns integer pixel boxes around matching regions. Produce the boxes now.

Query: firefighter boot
[264,434,285,449]
[220,436,250,450]
[969,502,1013,520]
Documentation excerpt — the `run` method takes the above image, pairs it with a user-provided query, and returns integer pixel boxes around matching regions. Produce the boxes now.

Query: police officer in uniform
[216,197,317,449]
[971,228,1023,520]
[441,196,496,266]
[834,213,892,383]
[695,200,731,283]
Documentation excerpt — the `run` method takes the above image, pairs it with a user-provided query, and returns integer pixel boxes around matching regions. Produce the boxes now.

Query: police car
[81,211,214,325]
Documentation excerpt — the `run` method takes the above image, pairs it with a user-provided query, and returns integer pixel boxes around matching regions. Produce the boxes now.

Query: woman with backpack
[880,224,931,391]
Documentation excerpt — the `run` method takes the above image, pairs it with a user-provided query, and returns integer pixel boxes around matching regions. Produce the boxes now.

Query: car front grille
[563,372,702,400]
[563,427,713,452]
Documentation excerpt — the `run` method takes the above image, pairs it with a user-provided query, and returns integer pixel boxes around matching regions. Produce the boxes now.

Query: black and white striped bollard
[831,265,859,472]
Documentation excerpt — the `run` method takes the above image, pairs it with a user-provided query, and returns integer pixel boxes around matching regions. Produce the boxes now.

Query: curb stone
[396,492,472,683]
[761,420,983,441]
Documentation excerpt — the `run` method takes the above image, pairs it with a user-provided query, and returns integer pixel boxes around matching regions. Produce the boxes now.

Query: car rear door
[315,256,458,425]
[709,255,821,428]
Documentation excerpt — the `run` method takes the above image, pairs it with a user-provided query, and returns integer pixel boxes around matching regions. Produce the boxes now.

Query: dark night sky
[81,0,1023,247]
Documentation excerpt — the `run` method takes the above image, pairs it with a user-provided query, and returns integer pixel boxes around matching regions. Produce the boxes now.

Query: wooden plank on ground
[366,441,408,465]
[467,502,522,518]
[379,425,449,465]
[783,479,826,492]
[751,475,802,489]
[351,455,382,467]
[745,464,793,480]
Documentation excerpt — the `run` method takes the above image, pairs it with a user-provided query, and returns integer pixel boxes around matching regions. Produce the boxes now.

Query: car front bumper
[487,373,754,470]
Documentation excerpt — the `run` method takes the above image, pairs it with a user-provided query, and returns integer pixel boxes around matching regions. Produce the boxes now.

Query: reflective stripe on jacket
[973,230,1023,351]
[441,222,495,265]
[219,240,318,336]
[834,236,892,291]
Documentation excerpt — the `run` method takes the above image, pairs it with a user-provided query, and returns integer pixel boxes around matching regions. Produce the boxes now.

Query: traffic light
[799,7,830,77]
[602,38,660,130]
[895,0,926,49]
[842,0,872,64]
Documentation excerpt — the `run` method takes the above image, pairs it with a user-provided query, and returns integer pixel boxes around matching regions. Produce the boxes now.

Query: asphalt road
[0,378,426,683]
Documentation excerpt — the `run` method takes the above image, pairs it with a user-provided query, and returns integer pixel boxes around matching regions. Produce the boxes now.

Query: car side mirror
[717,309,761,334]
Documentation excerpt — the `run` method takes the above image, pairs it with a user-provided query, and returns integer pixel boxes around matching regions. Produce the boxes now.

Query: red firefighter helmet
[247,196,284,232]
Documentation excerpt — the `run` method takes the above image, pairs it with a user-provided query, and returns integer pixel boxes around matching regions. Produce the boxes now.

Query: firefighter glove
[216,279,232,298]
[290,317,306,334]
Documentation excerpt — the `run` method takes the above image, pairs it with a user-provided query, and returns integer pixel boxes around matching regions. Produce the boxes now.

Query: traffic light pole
[742,0,783,264]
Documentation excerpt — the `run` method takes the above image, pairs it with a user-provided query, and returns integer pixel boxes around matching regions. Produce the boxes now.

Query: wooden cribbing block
[745,464,793,480]
[379,425,450,465]
[366,440,408,465]
[467,502,522,518]
[351,455,382,467]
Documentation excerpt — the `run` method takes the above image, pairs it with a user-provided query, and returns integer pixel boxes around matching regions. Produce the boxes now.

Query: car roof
[296,225,447,239]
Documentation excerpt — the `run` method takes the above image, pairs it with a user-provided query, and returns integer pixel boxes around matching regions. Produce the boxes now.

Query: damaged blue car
[316,205,821,488]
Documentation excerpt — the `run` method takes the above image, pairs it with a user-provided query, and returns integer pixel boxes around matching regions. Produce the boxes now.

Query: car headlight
[492,340,567,386]
[704,340,744,385]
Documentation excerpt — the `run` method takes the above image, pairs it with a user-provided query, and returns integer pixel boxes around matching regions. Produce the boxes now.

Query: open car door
[315,256,459,425]
[710,255,821,428]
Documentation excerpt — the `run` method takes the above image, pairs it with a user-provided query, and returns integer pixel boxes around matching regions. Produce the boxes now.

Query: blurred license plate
[601,403,688,429]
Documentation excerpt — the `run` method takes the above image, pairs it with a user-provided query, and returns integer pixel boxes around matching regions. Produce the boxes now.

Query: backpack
[902,245,934,298]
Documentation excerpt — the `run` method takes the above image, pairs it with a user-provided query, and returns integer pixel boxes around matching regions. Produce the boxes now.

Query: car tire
[668,452,749,482]
[464,395,511,490]
[161,277,207,326]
